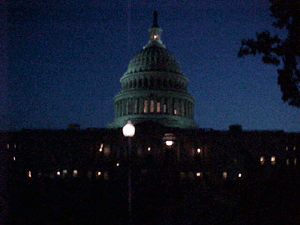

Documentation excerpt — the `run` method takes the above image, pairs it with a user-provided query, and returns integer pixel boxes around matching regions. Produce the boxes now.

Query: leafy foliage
[238,0,300,107]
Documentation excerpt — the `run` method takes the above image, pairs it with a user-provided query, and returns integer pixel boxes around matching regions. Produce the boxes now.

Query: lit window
[163,104,167,113]
[165,141,174,146]
[28,171,32,178]
[157,102,161,113]
[286,159,290,165]
[260,156,265,165]
[104,146,110,156]
[147,147,151,152]
[294,158,297,165]
[286,146,288,151]
[223,172,227,180]
[293,146,296,151]
[196,172,201,177]
[99,143,103,152]
[6,144,9,149]
[197,148,201,153]
[116,163,120,167]
[14,144,16,149]
[174,109,177,115]
[13,156,16,161]
[97,171,102,177]
[271,156,276,165]
[73,170,78,177]
[144,100,148,113]
[63,170,67,177]
[150,100,154,113]
[57,171,61,176]
[238,173,242,178]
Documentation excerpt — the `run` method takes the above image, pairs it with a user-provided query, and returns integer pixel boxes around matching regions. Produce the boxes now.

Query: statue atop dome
[152,10,159,28]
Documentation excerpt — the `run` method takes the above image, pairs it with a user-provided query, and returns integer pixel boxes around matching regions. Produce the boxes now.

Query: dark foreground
[8,174,300,225]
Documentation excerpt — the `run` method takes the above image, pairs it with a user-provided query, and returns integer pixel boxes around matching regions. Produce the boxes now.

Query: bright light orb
[165,140,174,146]
[122,120,135,137]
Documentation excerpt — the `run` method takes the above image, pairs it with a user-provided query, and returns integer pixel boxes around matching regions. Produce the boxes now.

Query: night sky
[3,0,299,131]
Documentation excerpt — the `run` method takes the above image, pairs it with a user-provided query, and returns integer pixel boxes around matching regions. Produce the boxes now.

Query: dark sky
[2,0,299,131]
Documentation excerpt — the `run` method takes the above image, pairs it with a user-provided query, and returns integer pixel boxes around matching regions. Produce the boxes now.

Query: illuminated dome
[126,45,181,74]
[107,11,197,129]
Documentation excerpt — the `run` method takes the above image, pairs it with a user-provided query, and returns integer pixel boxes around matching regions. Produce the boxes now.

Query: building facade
[2,12,299,184]
[3,124,300,183]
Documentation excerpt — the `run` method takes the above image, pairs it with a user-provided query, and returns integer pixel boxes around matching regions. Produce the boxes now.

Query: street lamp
[163,133,175,148]
[122,120,135,225]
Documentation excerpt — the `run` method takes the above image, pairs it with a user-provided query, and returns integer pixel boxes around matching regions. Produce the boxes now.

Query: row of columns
[115,97,194,119]
[121,76,186,91]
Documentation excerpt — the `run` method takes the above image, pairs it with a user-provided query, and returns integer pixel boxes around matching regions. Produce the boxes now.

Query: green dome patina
[126,45,181,74]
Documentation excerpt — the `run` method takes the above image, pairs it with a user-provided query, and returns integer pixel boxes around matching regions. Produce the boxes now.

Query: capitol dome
[126,45,181,74]
[107,11,197,129]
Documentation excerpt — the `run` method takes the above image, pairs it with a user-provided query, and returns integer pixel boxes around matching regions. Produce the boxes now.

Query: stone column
[116,102,119,117]
[167,98,171,115]
[139,98,143,114]
[134,98,138,114]
[147,98,151,113]
[120,100,123,116]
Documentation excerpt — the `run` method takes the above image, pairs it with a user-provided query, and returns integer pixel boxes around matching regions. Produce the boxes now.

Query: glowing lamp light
[116,163,120,167]
[271,156,276,165]
[271,156,276,162]
[97,171,102,176]
[163,133,175,147]
[197,148,201,153]
[260,157,264,162]
[99,143,103,152]
[260,156,265,165]
[57,171,61,176]
[165,141,174,146]
[73,170,78,177]
[122,120,135,137]
[238,173,242,178]
[196,172,201,177]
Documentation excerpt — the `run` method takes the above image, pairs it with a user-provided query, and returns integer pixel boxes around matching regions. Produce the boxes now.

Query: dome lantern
[145,10,165,48]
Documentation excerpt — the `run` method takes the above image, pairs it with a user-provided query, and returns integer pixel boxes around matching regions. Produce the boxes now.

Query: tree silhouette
[238,0,300,107]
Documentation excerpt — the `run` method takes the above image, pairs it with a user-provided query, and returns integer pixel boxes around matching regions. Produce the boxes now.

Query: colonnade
[115,97,194,119]
[121,76,187,91]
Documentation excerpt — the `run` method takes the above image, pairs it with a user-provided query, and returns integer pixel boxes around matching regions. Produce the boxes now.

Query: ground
[8,173,300,225]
